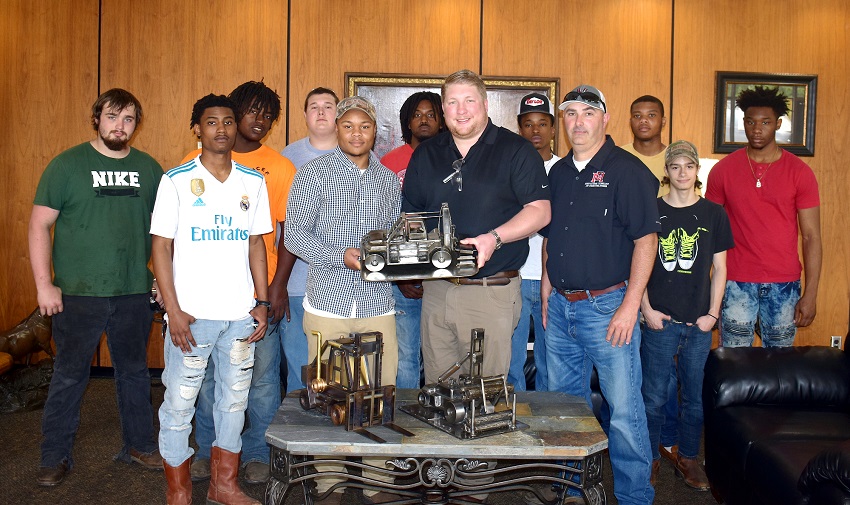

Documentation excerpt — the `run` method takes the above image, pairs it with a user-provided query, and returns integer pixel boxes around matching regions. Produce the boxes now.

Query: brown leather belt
[556,281,626,302]
[446,270,519,286]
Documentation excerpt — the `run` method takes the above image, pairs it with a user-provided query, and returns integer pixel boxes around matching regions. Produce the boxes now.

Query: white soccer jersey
[151,156,272,321]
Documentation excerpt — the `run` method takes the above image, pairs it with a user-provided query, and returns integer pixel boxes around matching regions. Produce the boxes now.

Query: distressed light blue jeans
[720,280,800,347]
[159,317,255,467]
[194,318,280,464]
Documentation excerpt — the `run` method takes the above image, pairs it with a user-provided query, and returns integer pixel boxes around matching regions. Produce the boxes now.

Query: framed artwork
[713,71,817,156]
[345,73,559,159]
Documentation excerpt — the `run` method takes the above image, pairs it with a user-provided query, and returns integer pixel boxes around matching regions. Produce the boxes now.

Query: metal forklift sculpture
[359,202,478,282]
[400,328,528,439]
[299,330,414,443]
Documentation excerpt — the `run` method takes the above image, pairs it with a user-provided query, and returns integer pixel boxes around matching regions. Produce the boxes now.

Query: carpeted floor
[0,377,719,504]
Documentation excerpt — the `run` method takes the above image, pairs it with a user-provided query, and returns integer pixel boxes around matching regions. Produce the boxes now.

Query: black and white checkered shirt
[284,147,401,318]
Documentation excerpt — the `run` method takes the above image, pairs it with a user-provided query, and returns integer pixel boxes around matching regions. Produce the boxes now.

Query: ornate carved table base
[265,448,606,505]
[265,390,608,505]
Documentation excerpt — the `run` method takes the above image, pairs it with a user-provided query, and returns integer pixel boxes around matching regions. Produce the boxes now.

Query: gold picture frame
[345,73,559,159]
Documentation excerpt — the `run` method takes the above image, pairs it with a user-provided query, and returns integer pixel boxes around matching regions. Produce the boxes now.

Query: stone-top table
[265,389,608,505]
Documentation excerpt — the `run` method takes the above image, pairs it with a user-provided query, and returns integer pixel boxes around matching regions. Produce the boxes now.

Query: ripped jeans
[159,317,256,467]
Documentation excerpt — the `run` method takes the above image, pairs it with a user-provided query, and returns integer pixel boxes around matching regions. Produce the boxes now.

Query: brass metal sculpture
[0,309,54,411]
[299,330,414,443]
[0,308,53,367]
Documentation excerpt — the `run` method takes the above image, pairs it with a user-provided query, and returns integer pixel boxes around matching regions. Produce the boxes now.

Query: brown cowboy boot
[650,459,661,487]
[163,458,192,505]
[675,455,710,491]
[206,446,259,505]
[659,444,678,465]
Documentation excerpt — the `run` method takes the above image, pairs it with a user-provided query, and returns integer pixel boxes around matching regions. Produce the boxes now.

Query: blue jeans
[281,295,308,393]
[659,368,679,448]
[509,279,547,391]
[640,321,711,460]
[194,318,281,463]
[41,294,157,468]
[159,317,255,467]
[546,288,654,505]
[721,280,800,347]
[393,284,422,389]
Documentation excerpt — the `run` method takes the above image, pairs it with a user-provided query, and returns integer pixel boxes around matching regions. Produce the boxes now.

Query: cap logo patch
[525,97,544,106]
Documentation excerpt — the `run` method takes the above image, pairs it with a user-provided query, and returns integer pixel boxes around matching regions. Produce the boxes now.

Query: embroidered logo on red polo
[586,171,609,188]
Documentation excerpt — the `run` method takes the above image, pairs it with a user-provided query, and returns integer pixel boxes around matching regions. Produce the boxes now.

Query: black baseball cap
[517,92,555,122]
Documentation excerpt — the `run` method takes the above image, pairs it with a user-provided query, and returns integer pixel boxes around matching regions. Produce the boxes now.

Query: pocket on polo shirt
[577,194,612,221]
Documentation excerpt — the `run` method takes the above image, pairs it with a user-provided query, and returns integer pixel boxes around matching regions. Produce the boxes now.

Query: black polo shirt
[542,135,660,291]
[403,119,549,278]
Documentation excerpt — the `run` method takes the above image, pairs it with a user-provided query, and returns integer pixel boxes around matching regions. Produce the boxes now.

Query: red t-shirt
[705,148,819,283]
[380,144,414,187]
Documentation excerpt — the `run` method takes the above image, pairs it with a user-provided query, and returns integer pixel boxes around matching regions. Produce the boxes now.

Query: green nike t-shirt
[33,142,163,296]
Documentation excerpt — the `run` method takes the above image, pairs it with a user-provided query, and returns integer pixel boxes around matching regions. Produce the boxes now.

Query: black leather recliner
[703,345,850,505]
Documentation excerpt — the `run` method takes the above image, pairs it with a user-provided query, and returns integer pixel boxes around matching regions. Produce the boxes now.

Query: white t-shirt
[520,154,561,281]
[151,156,273,321]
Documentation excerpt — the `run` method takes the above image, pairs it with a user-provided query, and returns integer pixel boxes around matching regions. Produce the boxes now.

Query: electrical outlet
[831,336,842,348]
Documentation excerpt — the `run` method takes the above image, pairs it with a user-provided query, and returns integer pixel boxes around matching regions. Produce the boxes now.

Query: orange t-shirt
[180,145,296,281]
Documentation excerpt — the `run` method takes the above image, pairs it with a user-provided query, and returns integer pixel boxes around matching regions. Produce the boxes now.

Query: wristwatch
[255,300,271,309]
[488,229,503,250]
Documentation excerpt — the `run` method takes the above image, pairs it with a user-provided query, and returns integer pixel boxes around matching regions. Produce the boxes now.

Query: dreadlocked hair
[228,79,281,122]
[399,91,443,144]
[190,94,237,129]
[736,86,790,118]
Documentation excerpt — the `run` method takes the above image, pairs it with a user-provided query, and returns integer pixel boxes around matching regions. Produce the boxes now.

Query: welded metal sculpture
[299,330,413,443]
[401,328,527,439]
[360,202,477,282]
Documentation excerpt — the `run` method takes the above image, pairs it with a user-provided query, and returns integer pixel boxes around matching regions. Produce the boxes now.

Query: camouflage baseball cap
[336,96,377,123]
[665,140,700,165]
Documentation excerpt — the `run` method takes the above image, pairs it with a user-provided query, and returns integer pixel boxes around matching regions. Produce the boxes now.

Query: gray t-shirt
[281,137,337,297]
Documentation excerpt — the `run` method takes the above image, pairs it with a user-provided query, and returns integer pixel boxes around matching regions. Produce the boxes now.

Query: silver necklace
[746,146,780,188]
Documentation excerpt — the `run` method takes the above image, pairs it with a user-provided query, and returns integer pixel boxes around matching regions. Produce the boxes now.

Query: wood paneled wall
[286,0,482,142]
[1,1,847,369]
[482,0,673,154]
[0,0,99,352]
[100,0,290,170]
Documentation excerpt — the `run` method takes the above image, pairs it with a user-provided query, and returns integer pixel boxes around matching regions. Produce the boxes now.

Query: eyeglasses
[442,158,464,191]
[564,91,606,111]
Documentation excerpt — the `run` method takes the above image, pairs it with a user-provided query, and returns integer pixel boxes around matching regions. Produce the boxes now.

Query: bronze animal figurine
[0,308,53,365]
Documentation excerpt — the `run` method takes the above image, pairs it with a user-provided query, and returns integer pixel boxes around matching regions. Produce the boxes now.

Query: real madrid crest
[190,179,205,196]
[240,195,250,211]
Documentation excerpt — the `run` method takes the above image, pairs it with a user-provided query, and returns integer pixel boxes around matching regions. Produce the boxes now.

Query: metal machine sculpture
[299,330,414,443]
[359,202,478,282]
[401,328,527,439]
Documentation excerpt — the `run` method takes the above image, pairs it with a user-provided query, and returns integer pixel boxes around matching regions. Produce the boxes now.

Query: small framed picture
[714,71,817,156]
